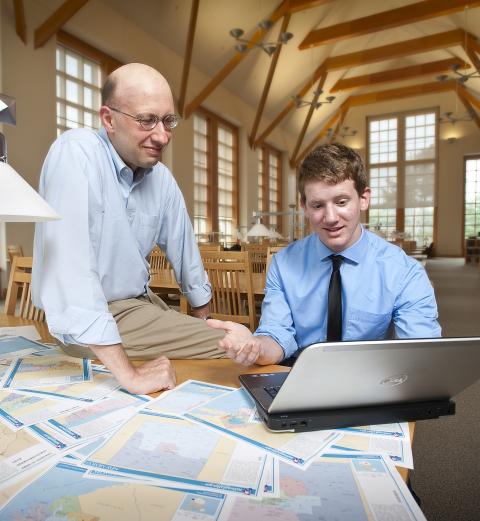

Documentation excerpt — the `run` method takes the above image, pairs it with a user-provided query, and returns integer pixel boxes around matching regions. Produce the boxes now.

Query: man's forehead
[116,83,174,112]
[304,178,356,196]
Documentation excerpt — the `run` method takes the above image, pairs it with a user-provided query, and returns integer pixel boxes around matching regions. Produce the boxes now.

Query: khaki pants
[61,290,225,360]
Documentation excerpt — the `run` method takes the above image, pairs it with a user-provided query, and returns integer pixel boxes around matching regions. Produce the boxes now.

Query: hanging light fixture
[437,65,480,84]
[292,89,335,109]
[336,126,358,138]
[229,20,293,57]
[437,7,480,84]
[439,111,474,124]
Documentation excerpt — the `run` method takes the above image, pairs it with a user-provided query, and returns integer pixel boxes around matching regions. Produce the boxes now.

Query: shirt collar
[315,225,367,265]
[98,127,152,183]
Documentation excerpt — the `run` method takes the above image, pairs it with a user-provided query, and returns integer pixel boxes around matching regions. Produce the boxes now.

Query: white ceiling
[98,0,480,149]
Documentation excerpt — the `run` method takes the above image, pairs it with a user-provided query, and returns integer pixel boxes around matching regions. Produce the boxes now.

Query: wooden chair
[198,243,223,252]
[241,243,268,274]
[4,256,46,322]
[148,246,172,272]
[201,251,256,331]
[266,245,286,272]
[7,244,24,264]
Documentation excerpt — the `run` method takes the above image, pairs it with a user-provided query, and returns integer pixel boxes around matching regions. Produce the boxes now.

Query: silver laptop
[239,337,480,432]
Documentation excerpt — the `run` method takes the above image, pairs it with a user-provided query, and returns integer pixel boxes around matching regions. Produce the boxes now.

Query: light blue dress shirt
[255,228,441,359]
[32,128,210,347]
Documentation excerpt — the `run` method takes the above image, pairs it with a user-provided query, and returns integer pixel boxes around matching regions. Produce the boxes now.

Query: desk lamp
[246,221,272,243]
[0,94,60,222]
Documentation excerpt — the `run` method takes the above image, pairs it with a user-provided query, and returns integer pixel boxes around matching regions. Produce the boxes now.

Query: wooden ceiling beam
[347,80,456,107]
[254,63,326,147]
[184,1,289,118]
[249,14,291,147]
[299,0,480,49]
[13,0,27,44]
[466,32,480,54]
[290,70,327,164]
[286,0,336,13]
[178,0,200,118]
[256,30,464,146]
[457,84,480,111]
[327,106,348,142]
[293,103,347,167]
[464,41,480,79]
[34,0,89,48]
[331,58,469,92]
[324,29,465,71]
[457,92,480,131]
[183,0,331,119]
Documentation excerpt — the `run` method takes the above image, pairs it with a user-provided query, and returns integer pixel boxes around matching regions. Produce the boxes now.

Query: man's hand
[206,319,262,366]
[89,344,176,394]
[206,319,285,366]
[126,356,176,395]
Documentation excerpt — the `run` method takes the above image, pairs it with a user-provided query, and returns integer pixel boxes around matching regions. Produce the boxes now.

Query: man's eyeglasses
[107,106,180,131]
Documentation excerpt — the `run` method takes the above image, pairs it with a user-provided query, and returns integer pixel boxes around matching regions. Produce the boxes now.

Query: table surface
[0,313,411,481]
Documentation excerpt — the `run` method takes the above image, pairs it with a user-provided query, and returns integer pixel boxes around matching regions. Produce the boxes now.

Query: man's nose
[323,204,338,223]
[150,123,170,145]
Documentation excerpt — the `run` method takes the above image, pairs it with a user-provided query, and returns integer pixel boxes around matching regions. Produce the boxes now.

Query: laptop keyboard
[264,385,282,399]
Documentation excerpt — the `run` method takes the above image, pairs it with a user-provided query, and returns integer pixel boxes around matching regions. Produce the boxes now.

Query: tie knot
[330,255,343,270]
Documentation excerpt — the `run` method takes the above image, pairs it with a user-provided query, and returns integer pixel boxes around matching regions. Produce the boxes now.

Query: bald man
[32,64,224,394]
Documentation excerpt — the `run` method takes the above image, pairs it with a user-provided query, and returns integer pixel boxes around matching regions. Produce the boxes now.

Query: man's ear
[359,187,371,211]
[100,106,114,132]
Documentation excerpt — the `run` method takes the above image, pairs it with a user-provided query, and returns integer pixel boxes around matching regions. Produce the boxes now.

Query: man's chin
[318,233,347,252]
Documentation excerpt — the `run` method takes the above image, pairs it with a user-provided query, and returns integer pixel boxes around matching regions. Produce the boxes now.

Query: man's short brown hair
[298,143,367,203]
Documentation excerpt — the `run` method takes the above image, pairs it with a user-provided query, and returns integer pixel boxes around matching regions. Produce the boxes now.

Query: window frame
[366,106,439,246]
[463,154,480,254]
[194,107,239,245]
[258,144,283,233]
[55,31,122,136]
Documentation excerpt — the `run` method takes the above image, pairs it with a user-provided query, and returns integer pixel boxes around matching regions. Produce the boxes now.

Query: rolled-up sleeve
[156,172,212,308]
[393,262,442,339]
[254,256,299,359]
[32,138,121,346]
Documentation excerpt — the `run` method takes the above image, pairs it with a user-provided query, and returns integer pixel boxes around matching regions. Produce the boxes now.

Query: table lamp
[246,222,272,242]
[0,94,60,222]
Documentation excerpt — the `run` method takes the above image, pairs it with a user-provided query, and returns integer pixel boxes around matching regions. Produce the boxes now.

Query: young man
[207,143,441,365]
[32,64,223,394]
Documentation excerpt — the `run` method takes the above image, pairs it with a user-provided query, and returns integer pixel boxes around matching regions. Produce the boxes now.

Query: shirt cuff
[47,306,122,346]
[181,281,212,308]
[253,327,299,360]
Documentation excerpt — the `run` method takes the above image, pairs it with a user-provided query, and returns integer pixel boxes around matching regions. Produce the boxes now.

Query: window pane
[56,44,102,135]
[465,158,480,239]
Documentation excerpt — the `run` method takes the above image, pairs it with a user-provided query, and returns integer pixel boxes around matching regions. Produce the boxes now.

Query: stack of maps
[0,334,426,521]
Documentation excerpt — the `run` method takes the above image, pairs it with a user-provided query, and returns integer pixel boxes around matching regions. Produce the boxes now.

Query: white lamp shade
[0,162,60,222]
[269,228,284,239]
[246,222,272,238]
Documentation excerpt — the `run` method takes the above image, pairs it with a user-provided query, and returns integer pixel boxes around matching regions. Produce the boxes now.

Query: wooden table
[0,314,412,481]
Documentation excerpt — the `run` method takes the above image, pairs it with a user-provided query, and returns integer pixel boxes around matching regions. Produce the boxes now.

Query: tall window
[367,109,437,247]
[464,156,480,238]
[258,145,282,232]
[193,110,238,245]
[56,45,102,136]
